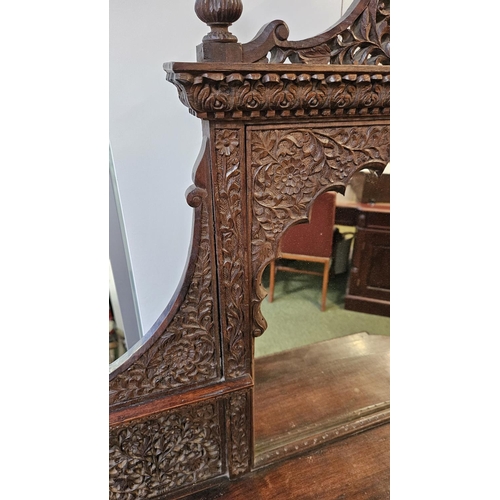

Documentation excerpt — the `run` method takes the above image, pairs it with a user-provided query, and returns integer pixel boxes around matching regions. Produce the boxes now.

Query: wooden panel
[110,1,390,497]
[345,207,390,316]
[188,423,390,500]
[351,229,390,300]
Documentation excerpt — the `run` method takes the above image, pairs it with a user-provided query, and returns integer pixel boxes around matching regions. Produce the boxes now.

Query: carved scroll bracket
[193,0,389,65]
[242,0,390,64]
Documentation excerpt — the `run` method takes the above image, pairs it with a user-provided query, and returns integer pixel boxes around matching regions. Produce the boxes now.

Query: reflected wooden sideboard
[336,200,390,317]
[109,0,390,498]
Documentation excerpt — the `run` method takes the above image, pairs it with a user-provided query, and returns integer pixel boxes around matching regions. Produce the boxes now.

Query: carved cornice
[109,197,220,407]
[165,63,389,121]
[248,124,389,336]
[109,402,222,499]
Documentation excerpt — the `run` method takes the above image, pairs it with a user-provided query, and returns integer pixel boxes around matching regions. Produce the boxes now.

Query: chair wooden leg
[321,260,329,311]
[269,260,276,302]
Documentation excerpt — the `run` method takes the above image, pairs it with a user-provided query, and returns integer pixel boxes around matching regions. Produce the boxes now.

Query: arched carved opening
[110,1,390,497]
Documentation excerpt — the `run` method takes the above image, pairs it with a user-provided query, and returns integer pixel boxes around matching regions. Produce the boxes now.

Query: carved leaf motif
[214,129,248,378]
[109,202,219,406]
[228,392,250,475]
[170,69,389,119]
[250,125,389,337]
[294,44,331,64]
[330,0,390,65]
[109,402,222,499]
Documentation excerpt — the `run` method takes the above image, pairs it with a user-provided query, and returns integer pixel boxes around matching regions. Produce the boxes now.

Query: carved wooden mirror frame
[109,0,390,498]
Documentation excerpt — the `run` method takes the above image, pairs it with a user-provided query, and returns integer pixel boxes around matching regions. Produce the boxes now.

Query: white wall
[109,0,353,339]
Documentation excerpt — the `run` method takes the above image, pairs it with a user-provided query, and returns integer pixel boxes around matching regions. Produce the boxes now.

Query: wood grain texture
[253,333,389,465]
[187,423,390,500]
[110,1,390,497]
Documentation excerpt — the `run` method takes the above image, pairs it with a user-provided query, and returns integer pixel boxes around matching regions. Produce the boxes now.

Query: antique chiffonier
[110,0,390,498]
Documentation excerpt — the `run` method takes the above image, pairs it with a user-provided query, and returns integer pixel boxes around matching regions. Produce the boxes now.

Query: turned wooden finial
[194,0,244,61]
[195,0,243,41]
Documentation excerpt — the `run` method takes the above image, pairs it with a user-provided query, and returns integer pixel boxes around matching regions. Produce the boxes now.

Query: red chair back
[279,192,336,258]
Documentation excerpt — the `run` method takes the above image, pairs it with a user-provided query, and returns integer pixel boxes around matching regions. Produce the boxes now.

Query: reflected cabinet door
[346,222,390,317]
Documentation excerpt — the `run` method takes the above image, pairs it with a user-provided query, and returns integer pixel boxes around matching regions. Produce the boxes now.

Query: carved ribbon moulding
[109,200,220,406]
[109,402,222,500]
[249,125,389,336]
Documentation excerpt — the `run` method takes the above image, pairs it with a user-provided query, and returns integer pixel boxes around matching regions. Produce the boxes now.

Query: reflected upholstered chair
[268,192,336,311]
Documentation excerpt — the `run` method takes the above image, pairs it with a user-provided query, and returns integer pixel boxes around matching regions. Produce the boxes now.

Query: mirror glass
[257,168,390,357]
[253,168,390,464]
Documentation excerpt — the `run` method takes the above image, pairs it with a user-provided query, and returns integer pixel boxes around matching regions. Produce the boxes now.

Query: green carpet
[255,262,390,358]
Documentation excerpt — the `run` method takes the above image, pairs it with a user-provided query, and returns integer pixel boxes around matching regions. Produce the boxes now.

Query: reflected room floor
[256,264,389,358]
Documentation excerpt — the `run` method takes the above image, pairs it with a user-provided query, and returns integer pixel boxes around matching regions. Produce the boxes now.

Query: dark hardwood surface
[335,201,390,227]
[254,333,390,464]
[110,2,390,497]
[188,422,390,500]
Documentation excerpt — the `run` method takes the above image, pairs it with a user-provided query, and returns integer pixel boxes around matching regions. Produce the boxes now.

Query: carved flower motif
[335,149,355,166]
[273,156,308,196]
[167,340,199,382]
[204,88,229,111]
[215,130,239,156]
[272,218,286,235]
[334,165,349,179]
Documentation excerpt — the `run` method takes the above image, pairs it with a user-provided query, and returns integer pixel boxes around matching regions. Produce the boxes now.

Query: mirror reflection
[253,168,390,463]
[256,168,390,357]
[109,297,127,364]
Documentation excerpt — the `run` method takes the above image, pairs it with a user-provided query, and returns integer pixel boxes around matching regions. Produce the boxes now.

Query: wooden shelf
[254,332,390,467]
[188,423,390,499]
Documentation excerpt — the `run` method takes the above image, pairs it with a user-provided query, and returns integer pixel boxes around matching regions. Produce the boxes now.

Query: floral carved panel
[249,124,389,336]
[109,197,221,407]
[227,390,252,477]
[109,401,222,499]
[213,127,250,379]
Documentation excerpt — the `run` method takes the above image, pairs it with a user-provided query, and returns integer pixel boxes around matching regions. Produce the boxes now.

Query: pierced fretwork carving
[265,0,390,65]
[213,127,250,378]
[109,196,220,407]
[249,125,389,336]
[328,0,390,65]
[193,0,390,65]
[111,2,391,497]
[109,402,222,499]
